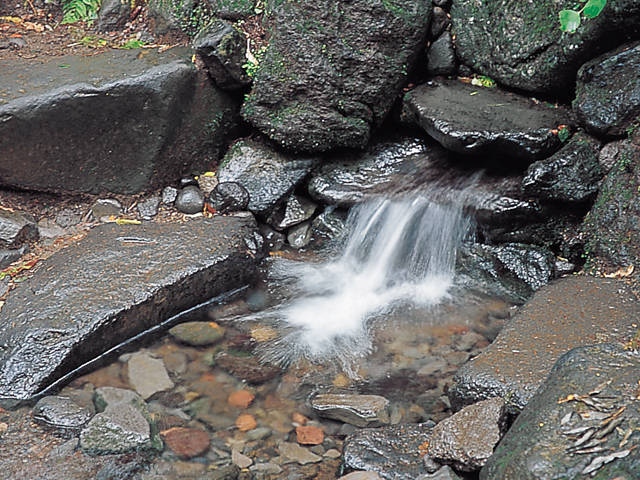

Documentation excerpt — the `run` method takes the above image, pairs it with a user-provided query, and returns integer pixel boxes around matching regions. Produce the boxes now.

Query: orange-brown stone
[161,427,210,459]
[296,425,324,445]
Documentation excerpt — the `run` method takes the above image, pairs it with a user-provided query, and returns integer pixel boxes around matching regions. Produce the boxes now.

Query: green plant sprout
[61,0,101,25]
[242,43,267,78]
[471,75,496,88]
[559,0,607,33]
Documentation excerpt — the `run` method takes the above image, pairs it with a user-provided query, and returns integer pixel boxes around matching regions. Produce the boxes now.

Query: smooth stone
[311,394,390,428]
[208,181,250,214]
[0,210,39,248]
[126,352,174,400]
[169,321,226,346]
[448,276,640,413]
[481,344,640,480]
[231,448,253,468]
[249,462,283,475]
[574,41,640,137]
[175,185,205,214]
[427,397,507,471]
[403,79,571,163]
[0,216,261,405]
[161,426,210,459]
[32,395,94,433]
[278,441,323,465]
[522,132,603,203]
[286,221,312,249]
[267,194,317,231]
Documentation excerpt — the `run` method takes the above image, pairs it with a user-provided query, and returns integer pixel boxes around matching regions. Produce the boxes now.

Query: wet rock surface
[403,80,571,163]
[242,0,430,152]
[0,216,261,404]
[0,209,38,248]
[0,47,238,194]
[427,397,507,472]
[449,275,640,413]
[208,181,250,214]
[574,41,640,138]
[481,343,640,479]
[342,422,434,480]
[582,138,640,272]
[451,0,640,96]
[522,132,603,203]
[217,139,318,216]
[32,395,93,434]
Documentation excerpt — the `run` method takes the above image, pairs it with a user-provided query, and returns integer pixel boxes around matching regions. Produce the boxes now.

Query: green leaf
[583,0,606,18]
[559,10,581,33]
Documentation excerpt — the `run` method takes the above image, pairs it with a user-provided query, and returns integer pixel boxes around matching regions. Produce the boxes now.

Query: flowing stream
[253,192,473,371]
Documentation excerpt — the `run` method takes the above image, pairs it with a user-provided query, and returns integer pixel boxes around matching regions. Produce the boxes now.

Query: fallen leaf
[604,265,634,278]
[114,218,141,225]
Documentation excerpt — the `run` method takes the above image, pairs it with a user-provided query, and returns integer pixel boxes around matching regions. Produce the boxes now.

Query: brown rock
[215,351,282,384]
[161,427,211,459]
[296,425,324,445]
[227,389,255,409]
[292,412,308,425]
[235,413,257,432]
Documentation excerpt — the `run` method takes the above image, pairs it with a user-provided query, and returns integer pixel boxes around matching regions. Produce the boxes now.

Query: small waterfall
[256,193,472,370]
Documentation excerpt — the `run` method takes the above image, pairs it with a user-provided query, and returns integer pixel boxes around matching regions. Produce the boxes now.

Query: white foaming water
[257,193,472,369]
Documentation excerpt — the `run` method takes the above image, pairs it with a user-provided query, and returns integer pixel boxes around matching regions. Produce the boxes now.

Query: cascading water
[254,192,472,371]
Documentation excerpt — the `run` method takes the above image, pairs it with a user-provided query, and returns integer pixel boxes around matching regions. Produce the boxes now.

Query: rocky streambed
[1,0,640,479]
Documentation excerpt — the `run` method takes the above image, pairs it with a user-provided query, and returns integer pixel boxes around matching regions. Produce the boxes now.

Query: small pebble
[235,413,257,432]
[161,427,211,459]
[227,390,255,409]
[161,186,178,205]
[175,185,204,214]
[296,425,324,445]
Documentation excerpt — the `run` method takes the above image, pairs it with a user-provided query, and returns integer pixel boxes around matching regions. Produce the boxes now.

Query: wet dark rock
[217,140,318,217]
[417,466,462,480]
[214,351,282,384]
[175,185,205,214]
[161,186,178,205]
[33,395,93,434]
[427,397,507,471]
[430,7,450,39]
[267,194,317,231]
[286,221,312,249]
[0,47,238,194]
[0,216,261,405]
[208,182,250,214]
[458,243,555,303]
[311,208,347,243]
[126,352,174,400]
[402,80,571,163]
[448,276,640,413]
[311,394,390,428]
[342,422,434,480]
[169,321,226,346]
[0,245,27,269]
[0,209,38,249]
[451,0,640,96]
[258,225,286,252]
[426,33,456,77]
[136,196,161,220]
[574,42,640,138]
[242,1,431,152]
[308,137,439,206]
[208,0,255,20]
[193,19,251,90]
[481,344,640,480]
[80,387,161,455]
[95,0,131,32]
[522,132,603,203]
[581,139,640,272]
[146,0,195,35]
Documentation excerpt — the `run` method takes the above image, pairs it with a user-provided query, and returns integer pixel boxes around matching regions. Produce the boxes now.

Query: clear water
[252,193,473,370]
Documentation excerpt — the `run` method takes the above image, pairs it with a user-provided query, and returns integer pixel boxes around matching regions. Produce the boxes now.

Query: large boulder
[217,139,319,217]
[402,80,572,164]
[241,0,431,152]
[522,132,603,203]
[0,47,238,194]
[451,0,640,97]
[448,276,640,413]
[0,216,262,406]
[481,344,640,479]
[581,139,640,272]
[574,41,640,138]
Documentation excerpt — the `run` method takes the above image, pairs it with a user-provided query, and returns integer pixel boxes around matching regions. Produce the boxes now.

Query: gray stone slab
[0,216,262,405]
[448,275,640,413]
[0,47,238,194]
[403,79,572,163]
